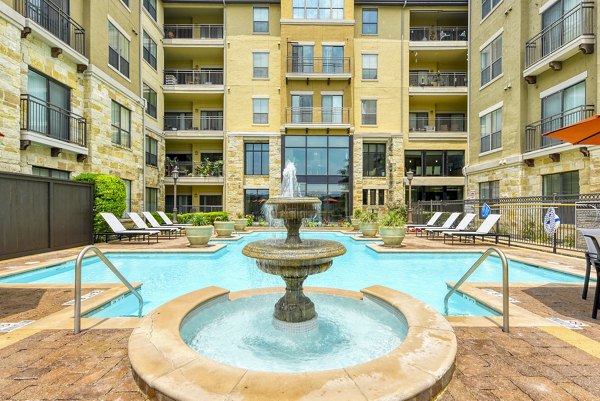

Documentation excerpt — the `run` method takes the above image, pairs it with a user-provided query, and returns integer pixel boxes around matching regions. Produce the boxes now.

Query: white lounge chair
[99,212,160,244]
[417,212,461,237]
[128,212,179,239]
[425,213,476,238]
[407,212,443,230]
[579,228,600,300]
[143,212,188,232]
[156,211,192,227]
[443,214,510,245]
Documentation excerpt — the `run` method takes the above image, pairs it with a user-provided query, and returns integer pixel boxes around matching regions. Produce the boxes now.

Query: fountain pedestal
[275,275,316,322]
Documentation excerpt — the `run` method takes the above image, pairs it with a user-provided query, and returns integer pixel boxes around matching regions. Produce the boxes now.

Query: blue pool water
[0,232,583,317]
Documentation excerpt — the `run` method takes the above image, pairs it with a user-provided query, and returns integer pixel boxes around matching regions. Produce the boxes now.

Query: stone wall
[224,135,244,215]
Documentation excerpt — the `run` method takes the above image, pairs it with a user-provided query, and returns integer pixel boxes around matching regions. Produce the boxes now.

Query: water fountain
[242,162,346,325]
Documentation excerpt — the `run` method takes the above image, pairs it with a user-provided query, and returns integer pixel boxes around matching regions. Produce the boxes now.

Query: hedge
[174,212,228,225]
[73,173,126,233]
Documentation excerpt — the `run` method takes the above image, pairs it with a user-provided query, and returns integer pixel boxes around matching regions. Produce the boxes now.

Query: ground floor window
[305,184,349,223]
[405,150,464,177]
[362,189,385,207]
[479,180,500,199]
[245,189,269,220]
[407,186,464,202]
[146,187,158,211]
[32,166,70,180]
[542,171,579,196]
[123,179,132,216]
[199,195,223,212]
[165,194,192,213]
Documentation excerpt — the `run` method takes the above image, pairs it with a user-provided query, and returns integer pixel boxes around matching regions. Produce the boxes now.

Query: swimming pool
[0,232,583,317]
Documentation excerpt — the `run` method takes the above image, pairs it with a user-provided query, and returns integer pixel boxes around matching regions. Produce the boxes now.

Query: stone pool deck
[0,231,598,400]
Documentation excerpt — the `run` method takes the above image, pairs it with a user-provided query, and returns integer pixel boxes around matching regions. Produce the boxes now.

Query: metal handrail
[444,247,509,332]
[74,246,143,334]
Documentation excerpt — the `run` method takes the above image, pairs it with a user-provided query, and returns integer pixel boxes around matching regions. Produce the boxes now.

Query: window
[108,21,130,77]
[541,80,586,132]
[111,100,131,147]
[480,34,502,86]
[245,189,269,219]
[146,136,158,167]
[291,44,314,73]
[404,150,464,177]
[361,99,377,125]
[284,135,350,177]
[121,0,129,6]
[541,1,581,57]
[143,0,157,20]
[146,188,158,212]
[293,0,344,19]
[143,84,157,118]
[123,179,132,215]
[199,195,223,212]
[322,45,344,73]
[253,7,269,33]
[143,31,157,70]
[482,0,502,19]
[409,112,428,132]
[253,98,269,124]
[362,189,384,206]
[362,54,377,80]
[480,107,502,152]
[362,8,378,34]
[27,69,71,140]
[322,95,343,124]
[291,94,313,123]
[165,112,192,130]
[543,171,579,196]
[245,143,269,175]
[253,52,269,78]
[201,110,223,130]
[363,143,386,177]
[436,113,466,132]
[479,180,500,199]
[32,166,70,180]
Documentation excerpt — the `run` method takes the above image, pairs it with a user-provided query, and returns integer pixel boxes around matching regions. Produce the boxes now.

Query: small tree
[73,174,126,233]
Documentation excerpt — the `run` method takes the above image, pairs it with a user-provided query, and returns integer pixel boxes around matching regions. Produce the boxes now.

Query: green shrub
[245,214,255,226]
[360,211,379,224]
[190,214,210,226]
[380,209,406,227]
[353,209,363,219]
[176,212,228,224]
[73,173,126,233]
[214,214,229,222]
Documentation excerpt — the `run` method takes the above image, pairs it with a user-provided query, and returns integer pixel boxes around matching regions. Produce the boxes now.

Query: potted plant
[359,211,379,238]
[351,209,362,231]
[211,159,224,176]
[185,214,213,248]
[233,212,248,232]
[245,214,255,227]
[213,215,235,237]
[379,209,407,247]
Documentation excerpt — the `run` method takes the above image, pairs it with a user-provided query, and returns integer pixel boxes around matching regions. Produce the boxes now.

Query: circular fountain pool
[180,293,408,372]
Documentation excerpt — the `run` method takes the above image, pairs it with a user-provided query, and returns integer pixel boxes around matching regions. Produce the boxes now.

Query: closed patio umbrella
[543,114,600,145]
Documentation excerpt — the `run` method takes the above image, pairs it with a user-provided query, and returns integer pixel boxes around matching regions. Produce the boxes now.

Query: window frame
[143,83,157,118]
[123,179,132,216]
[245,143,270,175]
[362,54,378,80]
[253,7,269,33]
[362,8,378,34]
[293,0,344,20]
[542,170,579,196]
[143,0,157,20]
[361,99,377,125]
[253,52,269,79]
[108,21,130,78]
[145,187,158,212]
[143,31,157,70]
[480,107,502,153]
[363,143,386,177]
[145,135,158,167]
[481,0,502,20]
[253,97,269,124]
[480,34,502,87]
[479,180,500,199]
[404,150,465,177]
[32,166,70,180]
[111,100,131,148]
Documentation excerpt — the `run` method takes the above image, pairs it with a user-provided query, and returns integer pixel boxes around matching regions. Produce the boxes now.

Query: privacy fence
[413,194,600,253]
[0,172,94,260]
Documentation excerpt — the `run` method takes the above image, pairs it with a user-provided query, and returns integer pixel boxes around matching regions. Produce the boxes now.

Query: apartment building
[466,0,600,199]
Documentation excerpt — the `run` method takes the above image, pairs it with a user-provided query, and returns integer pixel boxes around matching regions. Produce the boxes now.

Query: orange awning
[543,114,600,145]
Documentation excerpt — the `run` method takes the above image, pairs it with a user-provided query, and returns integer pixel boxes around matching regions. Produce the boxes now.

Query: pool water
[0,232,582,317]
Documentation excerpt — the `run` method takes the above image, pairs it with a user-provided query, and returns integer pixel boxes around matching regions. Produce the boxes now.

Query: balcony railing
[174,204,223,213]
[409,72,468,87]
[15,0,86,57]
[163,24,224,40]
[163,70,224,86]
[286,57,351,75]
[20,94,86,147]
[165,161,223,178]
[525,2,594,69]
[409,116,466,132]
[524,105,594,152]
[164,115,223,131]
[285,107,351,126]
[409,26,468,42]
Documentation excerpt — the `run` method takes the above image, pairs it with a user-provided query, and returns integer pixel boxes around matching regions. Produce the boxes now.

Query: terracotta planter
[185,226,213,248]
[351,218,361,231]
[214,221,235,237]
[380,226,406,247]
[360,223,379,238]
[233,218,248,232]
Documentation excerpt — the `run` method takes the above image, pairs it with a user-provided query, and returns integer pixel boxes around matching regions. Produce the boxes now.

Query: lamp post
[406,169,414,224]
[172,165,179,223]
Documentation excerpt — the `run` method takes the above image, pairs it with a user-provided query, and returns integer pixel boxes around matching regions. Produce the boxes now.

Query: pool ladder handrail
[74,245,143,334]
[444,247,509,333]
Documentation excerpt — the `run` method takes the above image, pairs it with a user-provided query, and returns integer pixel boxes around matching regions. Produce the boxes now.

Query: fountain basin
[266,196,321,220]
[129,286,457,401]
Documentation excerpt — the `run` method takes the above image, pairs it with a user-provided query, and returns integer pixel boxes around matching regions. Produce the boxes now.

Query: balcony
[19,94,87,157]
[163,70,224,94]
[163,24,224,47]
[408,72,468,95]
[409,26,468,50]
[285,57,351,81]
[524,105,594,154]
[524,2,595,81]
[164,161,224,185]
[15,0,87,65]
[163,114,224,139]
[284,107,351,129]
[408,116,467,141]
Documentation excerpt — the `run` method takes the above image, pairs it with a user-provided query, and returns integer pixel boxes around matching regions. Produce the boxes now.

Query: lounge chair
[425,213,476,238]
[143,212,188,232]
[128,212,179,239]
[581,234,600,319]
[417,212,461,237]
[579,228,600,300]
[407,212,443,231]
[157,211,192,227]
[99,212,160,244]
[443,214,510,245]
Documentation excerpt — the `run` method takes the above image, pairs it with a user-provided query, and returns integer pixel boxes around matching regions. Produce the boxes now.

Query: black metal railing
[20,94,86,147]
[409,116,466,132]
[525,105,594,152]
[165,161,224,178]
[525,2,594,69]
[163,69,224,86]
[285,107,351,125]
[409,72,468,87]
[163,114,223,131]
[163,24,224,39]
[175,204,223,213]
[410,26,468,41]
[286,57,351,75]
[15,0,86,57]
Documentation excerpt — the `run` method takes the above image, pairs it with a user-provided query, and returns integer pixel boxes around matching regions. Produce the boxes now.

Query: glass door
[291,45,314,73]
[322,95,343,123]
[291,95,313,123]
[322,46,344,73]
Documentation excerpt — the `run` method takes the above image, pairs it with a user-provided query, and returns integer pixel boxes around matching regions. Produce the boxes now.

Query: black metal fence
[0,172,93,260]
[413,194,600,253]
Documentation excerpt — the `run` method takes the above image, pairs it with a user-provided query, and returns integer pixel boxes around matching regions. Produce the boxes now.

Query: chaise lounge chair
[443,214,510,245]
[579,228,600,300]
[156,211,193,227]
[417,212,461,237]
[143,212,188,232]
[99,212,160,244]
[581,234,600,319]
[407,212,443,231]
[424,213,476,239]
[128,212,180,239]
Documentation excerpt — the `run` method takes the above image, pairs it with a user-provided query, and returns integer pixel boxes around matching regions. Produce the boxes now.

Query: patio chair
[407,212,443,231]
[417,212,460,237]
[581,234,600,319]
[424,213,476,239]
[128,212,179,239]
[143,211,188,231]
[157,211,192,227]
[99,212,160,244]
[443,214,510,245]
[579,228,600,300]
